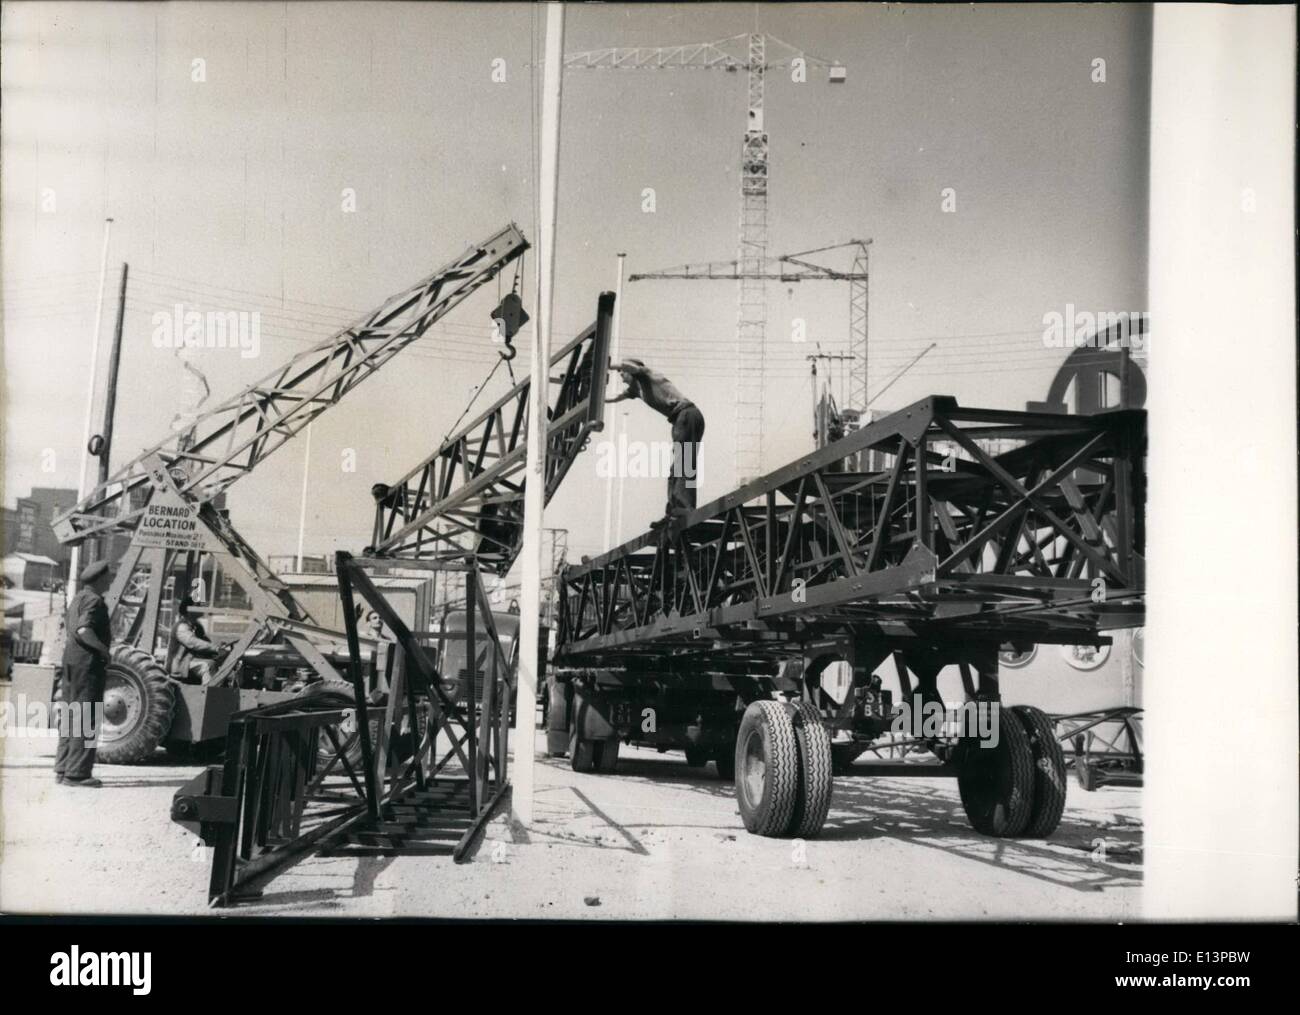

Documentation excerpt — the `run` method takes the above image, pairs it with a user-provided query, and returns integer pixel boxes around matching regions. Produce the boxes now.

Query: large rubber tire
[570,730,598,773]
[790,702,834,838]
[546,679,570,757]
[299,680,384,772]
[735,701,801,836]
[956,704,1035,837]
[1011,704,1068,837]
[98,645,176,765]
[595,738,621,774]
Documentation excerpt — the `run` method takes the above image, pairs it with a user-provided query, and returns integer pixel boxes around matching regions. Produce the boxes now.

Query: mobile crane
[52,224,529,762]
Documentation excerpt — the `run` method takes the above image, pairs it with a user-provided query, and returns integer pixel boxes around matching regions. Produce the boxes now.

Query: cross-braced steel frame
[54,225,529,547]
[173,553,514,905]
[556,396,1146,665]
[368,292,614,572]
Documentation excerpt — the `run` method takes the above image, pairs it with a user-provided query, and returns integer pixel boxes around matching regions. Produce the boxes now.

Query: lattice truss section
[557,397,1145,659]
[368,294,613,574]
[53,225,529,546]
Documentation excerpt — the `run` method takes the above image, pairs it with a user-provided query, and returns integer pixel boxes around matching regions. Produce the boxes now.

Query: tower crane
[629,237,871,411]
[565,33,845,483]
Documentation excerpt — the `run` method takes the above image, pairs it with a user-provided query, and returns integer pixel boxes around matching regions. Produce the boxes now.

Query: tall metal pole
[513,0,565,827]
[97,263,129,488]
[614,408,629,544]
[295,423,312,571]
[601,253,626,551]
[67,217,114,599]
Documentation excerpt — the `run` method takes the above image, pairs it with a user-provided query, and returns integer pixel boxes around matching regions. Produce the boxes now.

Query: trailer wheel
[595,738,621,774]
[569,730,599,773]
[1011,705,1067,837]
[789,702,834,837]
[546,679,570,757]
[98,645,176,765]
[956,704,1035,836]
[735,700,801,836]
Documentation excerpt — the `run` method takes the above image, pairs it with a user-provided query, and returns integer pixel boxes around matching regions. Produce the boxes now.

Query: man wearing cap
[54,559,114,787]
[167,596,232,686]
[607,358,706,529]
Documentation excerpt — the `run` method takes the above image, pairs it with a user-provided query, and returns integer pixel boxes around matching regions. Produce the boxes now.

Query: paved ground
[0,711,1142,920]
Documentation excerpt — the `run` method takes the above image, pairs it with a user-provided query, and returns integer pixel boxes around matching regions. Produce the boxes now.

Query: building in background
[3,552,59,590]
[4,487,76,581]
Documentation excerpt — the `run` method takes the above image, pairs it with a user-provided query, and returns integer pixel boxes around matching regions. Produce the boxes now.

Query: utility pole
[514,1,565,828]
[806,347,855,447]
[96,263,129,488]
[85,262,129,565]
[601,253,626,551]
[68,217,113,597]
[295,423,312,572]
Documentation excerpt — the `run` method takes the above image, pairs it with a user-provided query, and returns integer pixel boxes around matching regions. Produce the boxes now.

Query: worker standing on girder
[167,597,232,686]
[607,358,705,528]
[55,560,114,788]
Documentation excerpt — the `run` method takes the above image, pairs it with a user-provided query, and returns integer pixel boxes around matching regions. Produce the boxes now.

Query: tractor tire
[956,704,1035,837]
[789,701,834,838]
[734,700,801,837]
[299,680,382,772]
[684,746,709,768]
[569,730,599,773]
[595,738,621,774]
[98,645,176,765]
[1011,705,1068,837]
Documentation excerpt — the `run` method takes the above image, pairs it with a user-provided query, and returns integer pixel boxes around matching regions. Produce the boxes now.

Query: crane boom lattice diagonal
[368,293,614,574]
[53,224,529,547]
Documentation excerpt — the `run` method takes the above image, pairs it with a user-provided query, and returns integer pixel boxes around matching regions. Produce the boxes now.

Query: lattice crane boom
[53,224,529,547]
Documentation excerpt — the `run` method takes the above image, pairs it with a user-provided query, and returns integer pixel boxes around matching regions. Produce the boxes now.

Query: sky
[2,1,1150,568]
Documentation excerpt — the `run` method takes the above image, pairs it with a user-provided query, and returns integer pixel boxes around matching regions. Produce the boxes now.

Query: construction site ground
[0,694,1142,919]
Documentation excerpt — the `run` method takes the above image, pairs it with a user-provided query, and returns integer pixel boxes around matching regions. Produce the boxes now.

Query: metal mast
[848,241,870,410]
[565,33,841,485]
[735,32,769,482]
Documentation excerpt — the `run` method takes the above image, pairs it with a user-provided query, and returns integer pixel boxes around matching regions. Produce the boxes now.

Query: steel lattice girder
[555,395,1146,661]
[53,225,529,546]
[367,292,614,572]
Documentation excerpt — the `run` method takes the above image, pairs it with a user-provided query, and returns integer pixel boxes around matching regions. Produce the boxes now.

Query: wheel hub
[101,676,141,734]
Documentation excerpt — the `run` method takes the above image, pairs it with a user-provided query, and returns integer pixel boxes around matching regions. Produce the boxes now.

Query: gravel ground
[1,691,1142,919]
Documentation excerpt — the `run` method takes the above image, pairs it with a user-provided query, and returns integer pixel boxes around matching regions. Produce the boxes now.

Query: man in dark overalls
[55,559,114,787]
[607,358,706,530]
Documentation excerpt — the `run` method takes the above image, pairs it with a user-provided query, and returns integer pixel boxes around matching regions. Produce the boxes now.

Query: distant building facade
[4,487,76,582]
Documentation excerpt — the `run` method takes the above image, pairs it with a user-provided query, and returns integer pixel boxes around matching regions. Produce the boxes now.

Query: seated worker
[606,358,705,528]
[167,597,231,685]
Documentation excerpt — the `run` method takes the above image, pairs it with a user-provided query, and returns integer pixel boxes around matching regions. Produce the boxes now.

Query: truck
[544,395,1145,839]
